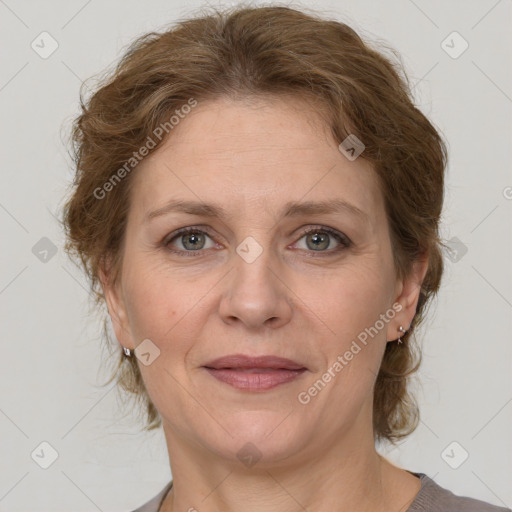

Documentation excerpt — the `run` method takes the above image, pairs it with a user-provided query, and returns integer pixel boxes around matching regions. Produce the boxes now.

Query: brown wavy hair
[60,4,448,444]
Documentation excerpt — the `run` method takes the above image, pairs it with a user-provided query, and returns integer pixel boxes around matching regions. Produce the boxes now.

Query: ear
[386,252,429,342]
[98,256,134,351]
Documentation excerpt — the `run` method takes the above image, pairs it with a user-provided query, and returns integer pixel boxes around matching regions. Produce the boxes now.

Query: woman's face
[103,95,424,466]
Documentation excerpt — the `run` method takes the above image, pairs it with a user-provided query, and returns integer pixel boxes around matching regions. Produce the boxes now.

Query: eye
[163,225,351,257]
[165,227,217,255]
[293,226,351,255]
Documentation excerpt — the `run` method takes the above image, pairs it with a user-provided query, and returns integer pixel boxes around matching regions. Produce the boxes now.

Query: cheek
[308,259,392,401]
[122,271,196,407]
[319,261,391,336]
[122,260,215,356]
[307,266,390,412]
[121,257,190,357]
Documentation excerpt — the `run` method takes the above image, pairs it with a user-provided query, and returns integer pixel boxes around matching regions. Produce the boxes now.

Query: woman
[61,5,510,512]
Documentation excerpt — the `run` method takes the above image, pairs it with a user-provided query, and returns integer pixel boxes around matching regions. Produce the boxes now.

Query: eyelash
[163,225,351,258]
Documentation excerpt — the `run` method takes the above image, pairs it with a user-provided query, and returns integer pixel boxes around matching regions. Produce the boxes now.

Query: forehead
[129,95,383,226]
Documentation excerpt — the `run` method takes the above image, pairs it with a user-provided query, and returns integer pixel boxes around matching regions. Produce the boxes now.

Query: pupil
[184,232,203,250]
[309,232,328,250]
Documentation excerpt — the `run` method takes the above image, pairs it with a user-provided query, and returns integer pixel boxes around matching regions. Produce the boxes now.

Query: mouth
[202,354,308,391]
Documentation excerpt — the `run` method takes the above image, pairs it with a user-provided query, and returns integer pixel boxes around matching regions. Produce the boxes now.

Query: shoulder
[408,472,511,512]
[129,481,173,512]
[126,475,511,512]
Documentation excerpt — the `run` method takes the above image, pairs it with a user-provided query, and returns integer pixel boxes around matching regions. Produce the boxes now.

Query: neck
[158,418,419,512]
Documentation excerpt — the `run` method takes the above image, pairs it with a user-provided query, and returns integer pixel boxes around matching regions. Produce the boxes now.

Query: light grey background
[1,0,511,510]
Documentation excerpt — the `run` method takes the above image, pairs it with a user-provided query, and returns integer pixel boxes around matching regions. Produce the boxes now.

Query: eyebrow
[145,198,369,224]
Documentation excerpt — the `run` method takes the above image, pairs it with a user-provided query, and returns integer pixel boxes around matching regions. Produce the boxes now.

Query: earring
[122,346,132,357]
[397,325,406,344]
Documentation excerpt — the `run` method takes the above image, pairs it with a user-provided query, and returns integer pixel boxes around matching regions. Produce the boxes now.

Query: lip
[202,354,307,391]
[203,354,306,370]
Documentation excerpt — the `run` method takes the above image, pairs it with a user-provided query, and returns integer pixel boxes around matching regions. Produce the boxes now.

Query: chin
[200,411,311,467]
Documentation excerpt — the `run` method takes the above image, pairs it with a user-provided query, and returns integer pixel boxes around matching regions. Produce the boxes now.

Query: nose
[218,241,294,331]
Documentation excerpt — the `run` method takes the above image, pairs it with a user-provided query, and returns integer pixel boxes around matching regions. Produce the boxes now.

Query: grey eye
[305,231,331,251]
[167,230,215,251]
[181,232,206,250]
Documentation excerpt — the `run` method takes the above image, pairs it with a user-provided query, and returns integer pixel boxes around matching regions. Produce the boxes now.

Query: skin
[101,94,428,512]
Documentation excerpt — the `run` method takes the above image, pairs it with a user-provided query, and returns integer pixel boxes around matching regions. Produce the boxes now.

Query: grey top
[130,471,511,512]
